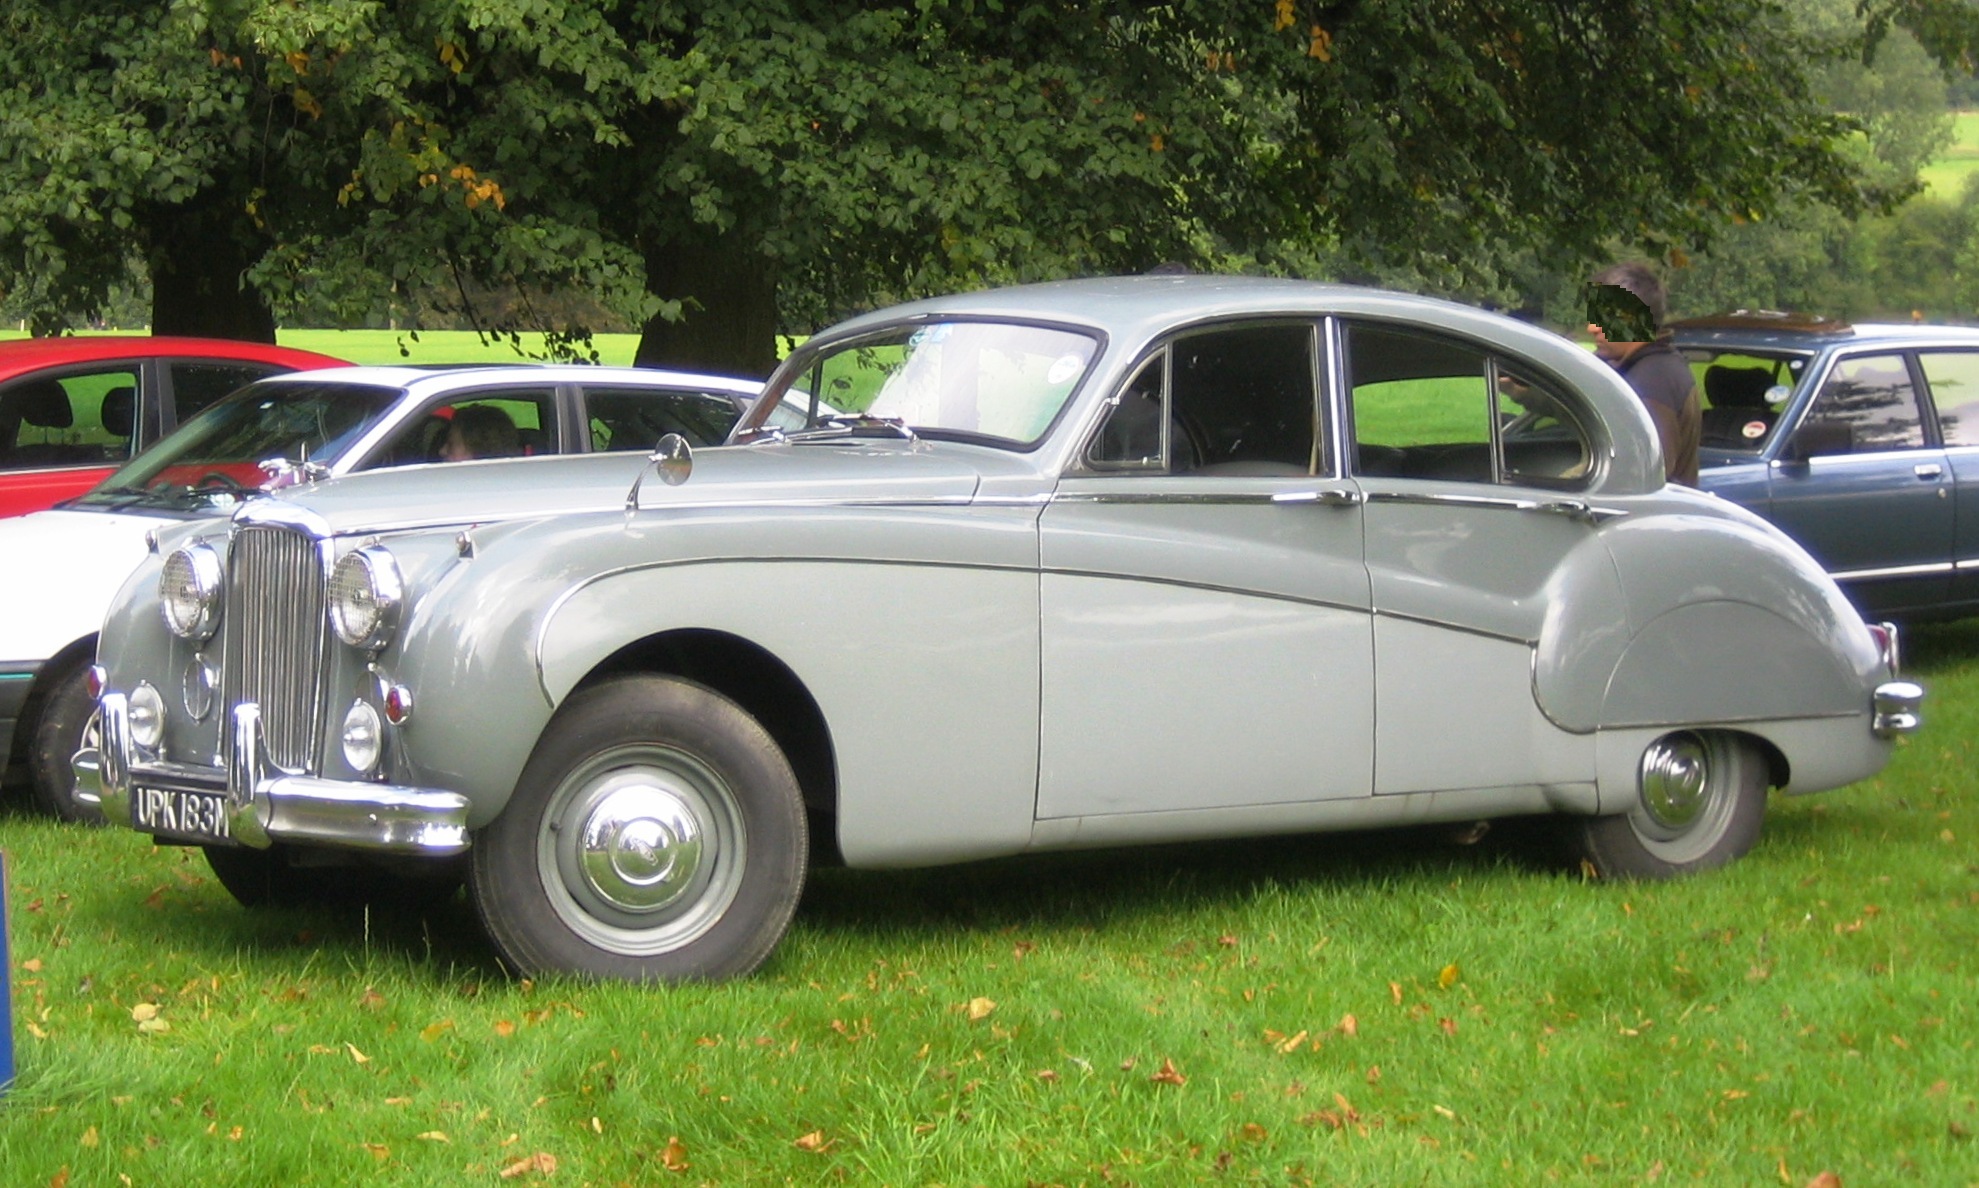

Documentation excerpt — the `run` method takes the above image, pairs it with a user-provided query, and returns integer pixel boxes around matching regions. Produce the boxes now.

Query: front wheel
[1569,731,1768,879]
[29,660,104,824]
[468,675,808,982]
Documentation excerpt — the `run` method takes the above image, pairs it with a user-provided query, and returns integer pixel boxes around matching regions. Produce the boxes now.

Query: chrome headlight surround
[159,543,225,641]
[328,546,405,652]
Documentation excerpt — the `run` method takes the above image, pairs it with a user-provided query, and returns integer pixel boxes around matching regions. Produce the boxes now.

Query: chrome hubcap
[579,780,706,912]
[539,744,746,957]
[1639,733,1710,831]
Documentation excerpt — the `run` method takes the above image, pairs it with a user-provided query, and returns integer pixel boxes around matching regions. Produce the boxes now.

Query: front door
[1037,322,1374,819]
[1769,351,1952,616]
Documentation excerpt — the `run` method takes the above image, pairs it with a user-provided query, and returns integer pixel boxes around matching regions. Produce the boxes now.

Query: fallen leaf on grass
[1437,963,1460,989]
[1035,1069,1059,1081]
[1804,1173,1841,1188]
[498,1152,558,1179]
[963,997,996,1021]
[1239,1122,1267,1142]
[1339,1014,1358,1037]
[1150,1058,1186,1087]
[21,958,42,973]
[1438,1018,1458,1037]
[659,1136,689,1171]
[79,1127,99,1150]
[793,1130,833,1153]
[494,1020,516,1038]
[360,1143,390,1161]
[419,1019,454,1042]
[345,1043,370,1065]
[415,1131,449,1143]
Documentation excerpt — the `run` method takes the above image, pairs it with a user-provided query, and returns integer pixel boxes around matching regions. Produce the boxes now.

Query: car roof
[252,364,764,397]
[1670,310,1979,352]
[0,335,344,377]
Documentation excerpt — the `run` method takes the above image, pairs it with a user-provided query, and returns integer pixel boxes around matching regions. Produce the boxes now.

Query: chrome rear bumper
[78,693,470,856]
[1871,681,1924,738]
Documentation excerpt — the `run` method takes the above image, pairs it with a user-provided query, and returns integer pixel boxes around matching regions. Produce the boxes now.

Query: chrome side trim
[1049,489,1356,507]
[1951,558,1979,571]
[1830,561,1955,582]
[1363,489,1627,522]
[1872,680,1924,737]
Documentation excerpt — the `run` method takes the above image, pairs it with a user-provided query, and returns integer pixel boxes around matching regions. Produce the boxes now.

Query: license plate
[132,786,232,844]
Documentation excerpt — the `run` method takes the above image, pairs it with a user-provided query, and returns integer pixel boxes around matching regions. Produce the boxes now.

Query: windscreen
[764,321,1100,447]
[72,380,401,511]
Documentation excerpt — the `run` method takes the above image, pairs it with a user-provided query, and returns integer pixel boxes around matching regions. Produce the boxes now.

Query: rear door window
[583,386,745,451]
[1917,351,1979,447]
[0,366,143,471]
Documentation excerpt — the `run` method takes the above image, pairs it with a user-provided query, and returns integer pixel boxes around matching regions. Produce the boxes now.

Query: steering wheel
[196,471,254,495]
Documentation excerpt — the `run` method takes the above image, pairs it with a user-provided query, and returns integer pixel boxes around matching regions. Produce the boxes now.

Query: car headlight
[328,546,405,651]
[160,543,225,641]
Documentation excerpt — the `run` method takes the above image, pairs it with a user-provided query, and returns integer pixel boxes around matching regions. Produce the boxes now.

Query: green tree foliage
[0,1,1962,366]
[1671,7,1970,321]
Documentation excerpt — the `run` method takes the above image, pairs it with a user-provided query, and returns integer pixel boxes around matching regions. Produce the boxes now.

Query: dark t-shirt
[1616,340,1701,486]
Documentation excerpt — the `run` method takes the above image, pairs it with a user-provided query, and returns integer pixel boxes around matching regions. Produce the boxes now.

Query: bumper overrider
[76,693,470,856]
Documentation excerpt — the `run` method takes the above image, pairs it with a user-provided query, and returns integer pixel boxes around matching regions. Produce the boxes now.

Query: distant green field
[1918,110,1979,197]
[283,329,645,366]
[0,327,644,366]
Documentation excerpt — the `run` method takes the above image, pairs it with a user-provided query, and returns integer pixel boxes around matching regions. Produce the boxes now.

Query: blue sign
[1,849,12,1091]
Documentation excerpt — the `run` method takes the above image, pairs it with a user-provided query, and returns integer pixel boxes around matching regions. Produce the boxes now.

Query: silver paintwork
[90,277,1914,876]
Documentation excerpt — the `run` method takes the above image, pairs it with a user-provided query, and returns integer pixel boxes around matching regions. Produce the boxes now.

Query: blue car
[1681,311,1979,619]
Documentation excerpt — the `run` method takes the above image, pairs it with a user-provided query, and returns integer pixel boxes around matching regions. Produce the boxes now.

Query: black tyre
[204,844,463,910]
[1569,731,1767,879]
[29,660,104,824]
[468,675,808,982]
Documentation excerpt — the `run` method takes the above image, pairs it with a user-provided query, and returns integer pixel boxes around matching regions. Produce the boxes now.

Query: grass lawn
[1919,110,1979,198]
[1,625,1974,1184]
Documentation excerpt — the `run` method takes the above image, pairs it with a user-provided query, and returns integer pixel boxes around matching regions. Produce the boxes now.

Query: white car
[1,364,768,820]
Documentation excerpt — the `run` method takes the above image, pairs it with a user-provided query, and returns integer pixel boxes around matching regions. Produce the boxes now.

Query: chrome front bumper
[77,694,471,856]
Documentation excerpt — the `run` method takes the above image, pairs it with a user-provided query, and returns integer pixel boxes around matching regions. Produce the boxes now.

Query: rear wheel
[469,675,807,982]
[29,660,103,824]
[1570,731,1767,879]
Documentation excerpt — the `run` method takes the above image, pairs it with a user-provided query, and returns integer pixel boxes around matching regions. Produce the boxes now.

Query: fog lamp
[129,682,166,750]
[342,699,383,774]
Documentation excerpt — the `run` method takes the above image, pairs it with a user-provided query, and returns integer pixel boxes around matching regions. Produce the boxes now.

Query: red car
[0,336,347,518]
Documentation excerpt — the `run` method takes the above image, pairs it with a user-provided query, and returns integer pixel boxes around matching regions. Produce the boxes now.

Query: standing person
[1587,262,1700,486]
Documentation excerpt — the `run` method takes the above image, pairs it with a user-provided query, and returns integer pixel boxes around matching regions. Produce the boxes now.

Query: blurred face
[441,423,472,462]
[1586,282,1657,361]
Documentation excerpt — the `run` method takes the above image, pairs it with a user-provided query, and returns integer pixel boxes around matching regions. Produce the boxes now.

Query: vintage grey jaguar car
[85,277,1923,982]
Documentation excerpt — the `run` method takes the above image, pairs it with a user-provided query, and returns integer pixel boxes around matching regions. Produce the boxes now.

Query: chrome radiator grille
[222,526,328,772]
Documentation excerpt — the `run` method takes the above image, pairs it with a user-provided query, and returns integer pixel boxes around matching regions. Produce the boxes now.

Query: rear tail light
[1866,621,1901,676]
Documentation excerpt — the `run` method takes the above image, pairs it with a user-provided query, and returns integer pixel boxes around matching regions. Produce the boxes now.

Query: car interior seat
[1700,365,1780,447]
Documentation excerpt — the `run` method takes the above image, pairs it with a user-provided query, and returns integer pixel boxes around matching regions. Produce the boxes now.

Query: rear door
[1344,319,1601,796]
[0,362,150,514]
[1913,349,1979,611]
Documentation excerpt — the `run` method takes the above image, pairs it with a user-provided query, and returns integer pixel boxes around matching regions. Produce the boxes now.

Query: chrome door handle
[1273,488,1364,507]
[1915,463,1944,479]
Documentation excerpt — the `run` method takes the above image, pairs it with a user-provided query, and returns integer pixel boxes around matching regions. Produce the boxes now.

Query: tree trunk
[145,193,277,342]
[635,240,779,379]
